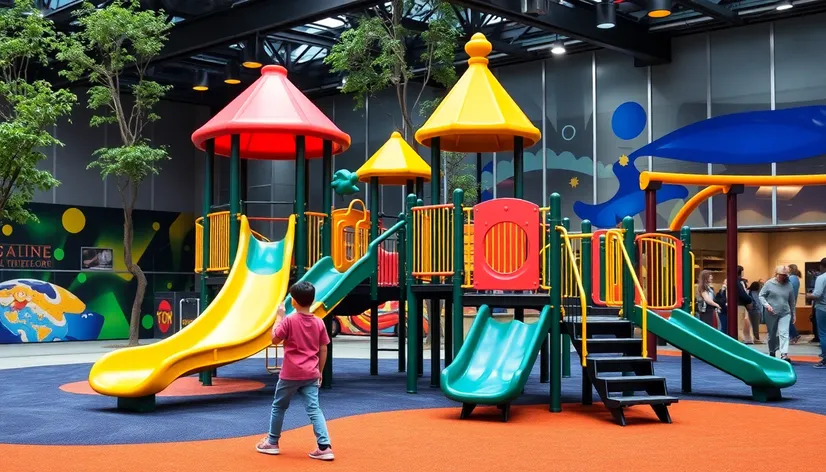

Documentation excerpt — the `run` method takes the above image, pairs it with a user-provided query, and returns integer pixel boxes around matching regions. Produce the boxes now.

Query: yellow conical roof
[415,33,541,153]
[357,131,432,185]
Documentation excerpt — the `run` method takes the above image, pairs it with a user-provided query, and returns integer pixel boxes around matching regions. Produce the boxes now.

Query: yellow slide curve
[89,215,295,398]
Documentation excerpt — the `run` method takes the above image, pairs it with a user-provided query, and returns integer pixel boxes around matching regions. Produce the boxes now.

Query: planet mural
[0,279,103,343]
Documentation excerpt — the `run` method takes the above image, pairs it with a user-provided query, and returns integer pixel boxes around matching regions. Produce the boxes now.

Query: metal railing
[636,233,683,310]
[306,212,327,269]
[332,199,370,271]
[462,207,474,288]
[558,226,589,365]
[208,211,231,273]
[606,229,650,358]
[377,225,400,287]
[195,219,203,273]
[411,203,454,278]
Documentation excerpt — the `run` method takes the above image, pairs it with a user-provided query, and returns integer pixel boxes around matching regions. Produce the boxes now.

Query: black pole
[430,297,440,388]
[476,152,482,202]
[398,212,406,372]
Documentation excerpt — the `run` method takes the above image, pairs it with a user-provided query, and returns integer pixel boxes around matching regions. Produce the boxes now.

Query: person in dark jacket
[715,280,728,334]
[747,281,764,344]
[736,266,755,343]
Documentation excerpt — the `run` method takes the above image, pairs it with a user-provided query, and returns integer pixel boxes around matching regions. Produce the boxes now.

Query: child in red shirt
[256,281,333,460]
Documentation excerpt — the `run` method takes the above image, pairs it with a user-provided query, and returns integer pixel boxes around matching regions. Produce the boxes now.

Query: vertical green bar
[228,134,241,263]
[406,194,419,393]
[621,216,636,319]
[321,140,332,257]
[561,217,571,378]
[582,220,593,306]
[681,226,692,313]
[452,189,464,359]
[513,137,524,199]
[295,136,307,277]
[398,213,407,373]
[200,139,213,309]
[549,193,562,413]
[369,178,379,300]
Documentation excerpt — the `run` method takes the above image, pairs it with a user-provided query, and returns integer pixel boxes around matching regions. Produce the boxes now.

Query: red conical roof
[191,65,351,160]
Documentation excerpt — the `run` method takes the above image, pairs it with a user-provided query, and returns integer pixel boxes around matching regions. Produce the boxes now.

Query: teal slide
[441,305,553,420]
[632,306,797,400]
[284,220,405,317]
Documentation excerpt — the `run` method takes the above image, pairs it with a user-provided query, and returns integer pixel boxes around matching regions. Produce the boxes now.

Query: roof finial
[465,33,492,66]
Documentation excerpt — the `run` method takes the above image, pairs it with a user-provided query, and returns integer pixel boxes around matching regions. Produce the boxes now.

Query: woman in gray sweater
[758,265,796,362]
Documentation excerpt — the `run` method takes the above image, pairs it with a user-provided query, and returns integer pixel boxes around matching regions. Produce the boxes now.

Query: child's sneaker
[813,361,826,369]
[309,446,334,461]
[256,438,280,455]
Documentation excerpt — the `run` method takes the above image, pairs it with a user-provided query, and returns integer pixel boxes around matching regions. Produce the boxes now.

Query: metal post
[295,136,307,277]
[406,194,418,393]
[476,152,482,202]
[199,139,214,388]
[644,185,659,360]
[370,177,380,375]
[513,137,524,199]
[321,140,333,389]
[726,185,743,338]
[621,216,636,325]
[549,193,562,412]
[680,226,692,393]
[444,297,453,366]
[452,189,465,360]
[429,139,441,388]
[582,220,593,306]
[416,199,424,379]
[398,213,406,373]
[540,208,550,384]
[229,134,241,263]
[561,217,571,378]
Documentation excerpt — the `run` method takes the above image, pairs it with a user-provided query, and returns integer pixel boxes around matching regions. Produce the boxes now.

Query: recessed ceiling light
[596,2,616,29]
[551,40,566,55]
[647,0,673,17]
[776,0,793,10]
[193,70,209,92]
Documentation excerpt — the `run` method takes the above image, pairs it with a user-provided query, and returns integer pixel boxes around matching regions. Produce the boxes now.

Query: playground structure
[86,33,797,424]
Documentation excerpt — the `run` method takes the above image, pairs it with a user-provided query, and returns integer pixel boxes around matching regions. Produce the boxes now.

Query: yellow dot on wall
[152,222,160,231]
[62,208,86,234]
[2,224,12,236]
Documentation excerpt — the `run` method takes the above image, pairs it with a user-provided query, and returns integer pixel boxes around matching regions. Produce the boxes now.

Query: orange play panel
[60,376,265,397]
[3,402,823,472]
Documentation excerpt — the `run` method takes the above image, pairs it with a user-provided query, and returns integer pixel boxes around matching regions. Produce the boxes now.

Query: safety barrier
[332,200,370,271]
[306,212,327,269]
[605,229,650,358]
[636,233,683,310]
[473,198,539,291]
[558,226,589,365]
[690,251,696,316]
[377,226,400,286]
[207,211,231,273]
[411,204,454,278]
[462,207,474,288]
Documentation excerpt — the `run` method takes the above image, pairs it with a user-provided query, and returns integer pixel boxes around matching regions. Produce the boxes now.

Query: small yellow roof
[415,33,541,153]
[357,131,432,185]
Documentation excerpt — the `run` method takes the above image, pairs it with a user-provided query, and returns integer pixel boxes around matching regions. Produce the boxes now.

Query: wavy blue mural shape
[629,106,826,163]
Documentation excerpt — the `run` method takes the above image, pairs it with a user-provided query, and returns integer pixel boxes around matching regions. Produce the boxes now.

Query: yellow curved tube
[668,185,728,231]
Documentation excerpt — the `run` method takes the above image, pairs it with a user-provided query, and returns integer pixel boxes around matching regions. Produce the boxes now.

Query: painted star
[618,154,629,167]
[569,177,579,188]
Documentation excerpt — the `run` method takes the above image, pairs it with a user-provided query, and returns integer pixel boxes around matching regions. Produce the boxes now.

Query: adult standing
[697,270,722,327]
[805,258,826,369]
[759,265,796,362]
[746,281,764,344]
[787,264,802,344]
[736,266,754,343]
[715,280,728,333]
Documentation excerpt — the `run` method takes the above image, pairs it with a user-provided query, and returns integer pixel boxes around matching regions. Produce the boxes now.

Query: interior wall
[738,232,770,286]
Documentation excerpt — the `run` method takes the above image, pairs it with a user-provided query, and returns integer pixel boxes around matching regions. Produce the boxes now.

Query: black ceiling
[33,0,826,106]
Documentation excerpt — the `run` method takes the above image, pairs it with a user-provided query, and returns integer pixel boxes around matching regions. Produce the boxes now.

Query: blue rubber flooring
[0,355,824,445]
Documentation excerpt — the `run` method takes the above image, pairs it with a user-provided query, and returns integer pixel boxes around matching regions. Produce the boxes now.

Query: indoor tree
[0,0,76,224]
[58,1,173,346]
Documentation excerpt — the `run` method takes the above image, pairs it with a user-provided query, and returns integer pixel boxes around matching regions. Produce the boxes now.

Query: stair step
[588,356,653,375]
[598,375,667,393]
[587,306,623,316]
[604,395,679,408]
[566,318,634,337]
[575,338,642,355]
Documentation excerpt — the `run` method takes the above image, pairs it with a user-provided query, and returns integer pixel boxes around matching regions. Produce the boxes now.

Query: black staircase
[565,305,678,426]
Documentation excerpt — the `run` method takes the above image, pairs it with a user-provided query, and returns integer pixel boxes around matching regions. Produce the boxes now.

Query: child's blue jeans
[268,378,330,446]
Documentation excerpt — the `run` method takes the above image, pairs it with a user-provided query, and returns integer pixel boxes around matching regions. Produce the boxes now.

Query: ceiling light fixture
[193,70,209,92]
[776,0,793,10]
[520,0,548,15]
[242,35,265,69]
[550,39,566,55]
[224,62,241,85]
[647,0,673,18]
[596,2,616,29]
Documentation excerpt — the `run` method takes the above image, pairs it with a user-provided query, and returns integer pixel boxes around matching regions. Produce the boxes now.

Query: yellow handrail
[605,229,649,358]
[462,206,474,288]
[557,226,589,365]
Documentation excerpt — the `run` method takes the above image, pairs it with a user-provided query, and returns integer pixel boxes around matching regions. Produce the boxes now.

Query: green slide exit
[632,306,796,399]
[441,305,553,410]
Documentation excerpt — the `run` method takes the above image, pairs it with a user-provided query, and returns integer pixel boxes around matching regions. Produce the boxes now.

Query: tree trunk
[123,204,147,346]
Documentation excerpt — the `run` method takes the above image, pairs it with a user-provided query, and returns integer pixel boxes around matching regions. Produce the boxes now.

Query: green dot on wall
[166,282,172,289]
[77,273,87,283]
[184,245,191,252]
[141,314,154,330]
[54,248,65,261]
[152,222,160,231]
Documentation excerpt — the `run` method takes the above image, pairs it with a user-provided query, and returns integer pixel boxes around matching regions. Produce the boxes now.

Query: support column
[295,136,307,277]
[513,136,524,199]
[398,212,407,373]
[644,184,661,360]
[582,220,593,306]
[561,217,571,378]
[452,189,465,360]
[476,152,483,202]
[539,207,550,384]
[370,177,380,375]
[549,193,562,412]
[321,140,333,389]
[430,138,441,388]
[228,134,241,263]
[406,194,418,393]
[199,139,214,388]
[680,226,693,393]
[726,185,744,338]
[621,216,637,342]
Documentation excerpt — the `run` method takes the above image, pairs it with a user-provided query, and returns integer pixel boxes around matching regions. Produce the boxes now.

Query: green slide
[441,305,553,420]
[284,220,405,317]
[631,306,797,400]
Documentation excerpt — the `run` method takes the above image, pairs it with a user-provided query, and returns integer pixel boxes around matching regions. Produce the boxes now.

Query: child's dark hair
[290,281,315,307]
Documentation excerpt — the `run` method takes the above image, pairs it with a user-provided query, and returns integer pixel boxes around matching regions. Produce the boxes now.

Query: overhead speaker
[521,0,548,15]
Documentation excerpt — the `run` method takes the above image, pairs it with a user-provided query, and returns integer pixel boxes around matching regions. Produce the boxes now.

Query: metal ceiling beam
[155,0,384,63]
[675,0,742,25]
[269,31,337,49]
[448,0,670,64]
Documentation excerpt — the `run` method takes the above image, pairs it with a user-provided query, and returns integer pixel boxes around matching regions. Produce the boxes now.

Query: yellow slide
[89,215,295,398]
